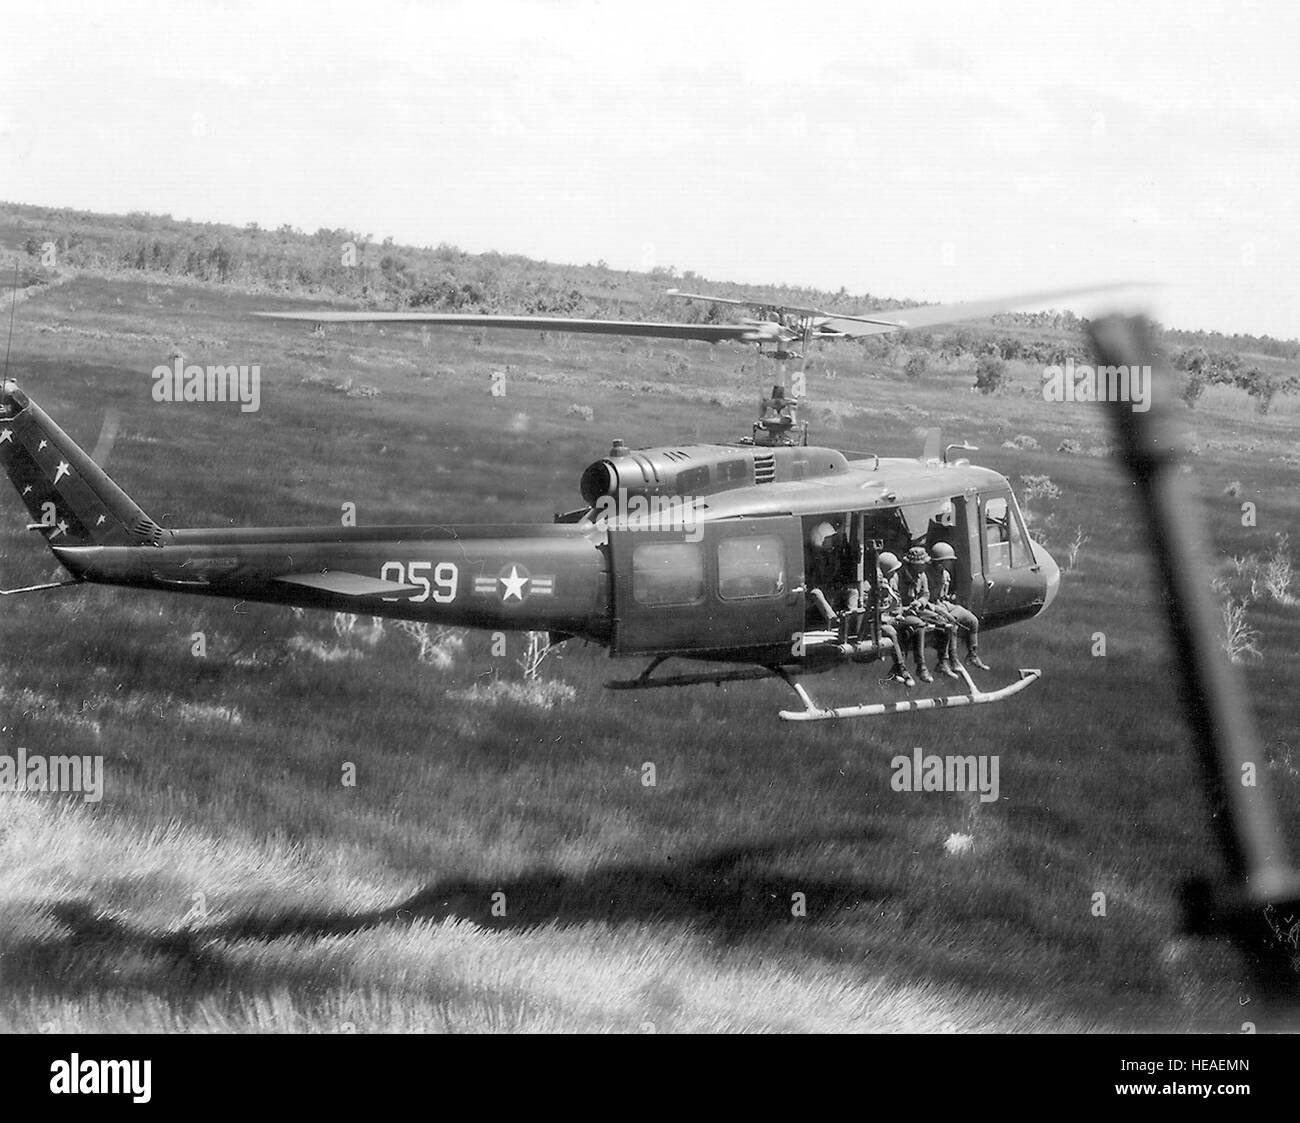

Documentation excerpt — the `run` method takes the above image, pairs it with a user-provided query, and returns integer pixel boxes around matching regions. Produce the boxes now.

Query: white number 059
[379,560,457,603]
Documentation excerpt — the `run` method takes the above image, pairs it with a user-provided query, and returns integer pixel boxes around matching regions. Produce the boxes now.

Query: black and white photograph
[0,0,1297,1071]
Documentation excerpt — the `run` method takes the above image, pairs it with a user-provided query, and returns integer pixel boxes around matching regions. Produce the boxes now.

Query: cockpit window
[983,494,1032,569]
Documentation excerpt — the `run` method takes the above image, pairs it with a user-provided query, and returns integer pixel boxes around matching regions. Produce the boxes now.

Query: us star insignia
[473,563,555,602]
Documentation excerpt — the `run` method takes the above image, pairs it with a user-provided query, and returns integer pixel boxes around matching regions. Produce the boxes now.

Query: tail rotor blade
[91,407,122,467]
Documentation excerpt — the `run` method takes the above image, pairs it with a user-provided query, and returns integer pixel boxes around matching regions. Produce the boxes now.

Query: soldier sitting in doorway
[806,521,849,626]
[870,551,914,687]
[877,551,926,686]
[896,546,960,683]
[927,541,991,671]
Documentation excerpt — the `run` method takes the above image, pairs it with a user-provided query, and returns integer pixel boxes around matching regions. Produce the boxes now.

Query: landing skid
[778,664,1042,721]
[606,655,1041,721]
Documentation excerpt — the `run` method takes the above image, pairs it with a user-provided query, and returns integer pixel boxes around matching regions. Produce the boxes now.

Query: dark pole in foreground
[1090,315,1300,1028]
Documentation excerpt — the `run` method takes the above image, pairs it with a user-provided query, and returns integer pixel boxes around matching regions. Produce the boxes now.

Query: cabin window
[900,499,956,541]
[924,497,963,551]
[983,495,1031,569]
[632,542,705,606]
[717,534,786,600]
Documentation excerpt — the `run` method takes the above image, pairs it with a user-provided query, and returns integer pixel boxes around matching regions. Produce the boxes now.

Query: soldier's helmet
[808,521,837,549]
[930,542,957,562]
[878,551,902,576]
[904,546,931,566]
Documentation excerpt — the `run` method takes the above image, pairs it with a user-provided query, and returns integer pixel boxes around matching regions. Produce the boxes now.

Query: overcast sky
[1,0,1297,338]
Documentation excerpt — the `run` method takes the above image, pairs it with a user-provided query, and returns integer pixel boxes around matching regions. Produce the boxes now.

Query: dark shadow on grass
[213,826,899,941]
[5,900,228,1000]
[7,830,892,1002]
[204,829,894,943]
[13,828,1142,1018]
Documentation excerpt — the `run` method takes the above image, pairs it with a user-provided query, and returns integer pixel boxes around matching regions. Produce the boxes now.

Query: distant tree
[904,353,928,380]
[1175,345,1209,373]
[1253,382,1278,414]
[1181,369,1207,407]
[973,354,1005,394]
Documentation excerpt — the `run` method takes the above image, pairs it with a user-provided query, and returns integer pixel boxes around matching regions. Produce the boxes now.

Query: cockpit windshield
[983,493,1034,569]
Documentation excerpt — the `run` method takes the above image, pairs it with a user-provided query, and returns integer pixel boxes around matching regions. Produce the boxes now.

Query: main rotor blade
[666,288,756,308]
[255,310,782,344]
[671,282,1149,337]
[822,282,1150,337]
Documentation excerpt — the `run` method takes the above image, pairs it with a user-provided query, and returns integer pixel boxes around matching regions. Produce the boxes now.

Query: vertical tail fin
[0,379,164,548]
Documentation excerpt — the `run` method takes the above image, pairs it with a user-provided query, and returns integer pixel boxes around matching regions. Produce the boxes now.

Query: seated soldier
[870,551,913,686]
[805,521,847,626]
[897,546,959,683]
[878,551,926,686]
[928,541,990,671]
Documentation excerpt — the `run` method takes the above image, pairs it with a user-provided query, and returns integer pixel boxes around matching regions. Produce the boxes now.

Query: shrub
[1249,378,1279,415]
[973,354,1005,394]
[1181,369,1207,407]
[1220,599,1262,663]
[1065,526,1089,572]
[448,678,575,710]
[1001,434,1039,451]
[1019,475,1062,502]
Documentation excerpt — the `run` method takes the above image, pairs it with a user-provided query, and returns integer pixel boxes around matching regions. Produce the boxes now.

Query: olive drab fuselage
[0,377,1059,671]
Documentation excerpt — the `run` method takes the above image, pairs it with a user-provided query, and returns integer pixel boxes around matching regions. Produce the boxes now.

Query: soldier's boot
[880,634,914,686]
[887,663,915,688]
[966,646,991,672]
[947,628,966,672]
[913,628,934,683]
[936,626,961,678]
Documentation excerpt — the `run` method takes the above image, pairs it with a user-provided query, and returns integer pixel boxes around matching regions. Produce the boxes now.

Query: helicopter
[0,283,1092,721]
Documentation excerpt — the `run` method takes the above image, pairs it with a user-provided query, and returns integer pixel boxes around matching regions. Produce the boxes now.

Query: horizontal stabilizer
[274,570,421,597]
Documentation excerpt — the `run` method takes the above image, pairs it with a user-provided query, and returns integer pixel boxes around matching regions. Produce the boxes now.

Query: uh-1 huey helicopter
[0,282,1110,721]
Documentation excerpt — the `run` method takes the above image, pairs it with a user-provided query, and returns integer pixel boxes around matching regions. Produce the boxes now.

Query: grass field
[1,241,1298,1031]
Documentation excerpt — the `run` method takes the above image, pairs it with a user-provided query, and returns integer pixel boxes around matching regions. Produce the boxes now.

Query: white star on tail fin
[54,460,70,484]
[0,428,11,444]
